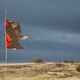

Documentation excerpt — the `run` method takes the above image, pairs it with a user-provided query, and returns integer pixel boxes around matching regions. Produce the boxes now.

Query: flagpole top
[5,9,7,19]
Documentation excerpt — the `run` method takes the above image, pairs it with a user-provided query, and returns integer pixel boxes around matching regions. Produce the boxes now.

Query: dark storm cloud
[20,40,80,62]
[0,0,80,62]
[27,40,80,52]
[0,0,80,33]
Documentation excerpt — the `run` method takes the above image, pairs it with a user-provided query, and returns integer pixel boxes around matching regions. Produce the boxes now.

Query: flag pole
[5,9,7,80]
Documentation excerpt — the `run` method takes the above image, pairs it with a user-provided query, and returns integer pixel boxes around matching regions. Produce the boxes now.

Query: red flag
[5,18,29,49]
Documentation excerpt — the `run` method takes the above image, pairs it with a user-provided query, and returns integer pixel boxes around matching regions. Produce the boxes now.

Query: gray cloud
[27,27,80,44]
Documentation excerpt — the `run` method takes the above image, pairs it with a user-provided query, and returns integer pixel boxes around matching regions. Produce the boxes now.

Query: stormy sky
[0,0,80,63]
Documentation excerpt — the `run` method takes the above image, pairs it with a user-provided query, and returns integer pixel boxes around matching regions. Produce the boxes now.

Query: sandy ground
[0,62,80,80]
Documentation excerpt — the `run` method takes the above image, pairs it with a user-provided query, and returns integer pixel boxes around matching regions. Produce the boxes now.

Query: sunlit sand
[0,62,80,80]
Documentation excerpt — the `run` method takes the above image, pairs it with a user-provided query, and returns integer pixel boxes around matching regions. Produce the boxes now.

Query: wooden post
[5,9,7,80]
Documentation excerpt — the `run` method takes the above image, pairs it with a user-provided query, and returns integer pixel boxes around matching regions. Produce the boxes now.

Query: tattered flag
[5,19,29,49]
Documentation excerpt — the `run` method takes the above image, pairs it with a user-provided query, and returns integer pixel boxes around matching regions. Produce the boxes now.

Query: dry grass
[0,62,80,80]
